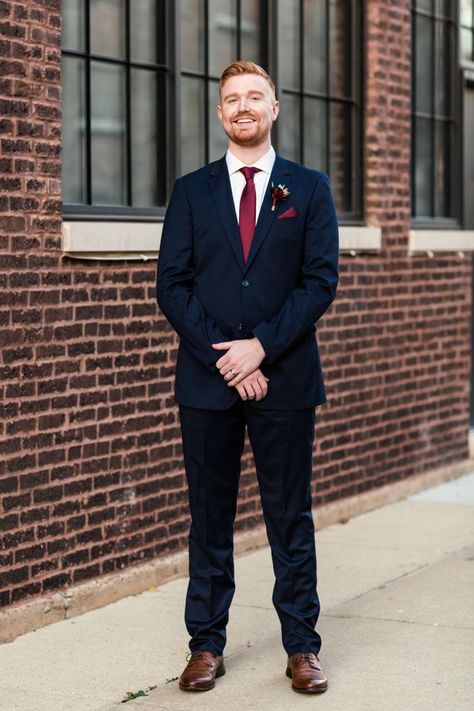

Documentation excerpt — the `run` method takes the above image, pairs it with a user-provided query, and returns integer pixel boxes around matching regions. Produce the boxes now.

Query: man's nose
[237,97,250,111]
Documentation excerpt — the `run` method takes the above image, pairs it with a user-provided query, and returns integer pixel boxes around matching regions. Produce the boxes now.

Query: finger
[255,377,267,399]
[212,342,234,349]
[227,370,248,387]
[253,381,264,401]
[216,355,230,369]
[236,384,247,400]
[243,382,255,399]
[222,366,238,379]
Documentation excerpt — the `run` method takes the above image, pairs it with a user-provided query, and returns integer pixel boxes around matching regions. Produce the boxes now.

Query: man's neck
[227,140,272,165]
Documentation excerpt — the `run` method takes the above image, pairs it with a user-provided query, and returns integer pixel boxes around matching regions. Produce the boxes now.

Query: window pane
[461,0,473,26]
[208,0,237,77]
[279,93,300,162]
[435,0,451,17]
[416,0,432,11]
[461,28,473,62]
[62,0,85,51]
[278,0,300,90]
[61,55,87,203]
[181,0,206,72]
[329,101,350,211]
[435,19,450,117]
[209,80,227,162]
[90,0,126,59]
[329,0,349,97]
[303,97,325,171]
[90,61,127,205]
[130,0,164,65]
[303,0,326,94]
[415,14,432,114]
[434,120,451,217]
[240,0,261,63]
[131,69,158,207]
[181,77,206,175]
[414,116,432,216]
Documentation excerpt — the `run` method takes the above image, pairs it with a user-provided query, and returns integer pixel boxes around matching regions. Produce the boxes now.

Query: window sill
[339,226,382,254]
[62,221,383,260]
[62,220,163,261]
[409,230,474,255]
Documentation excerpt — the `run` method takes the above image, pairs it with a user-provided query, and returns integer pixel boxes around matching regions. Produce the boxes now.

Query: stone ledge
[61,220,163,261]
[61,221,382,260]
[1,457,472,644]
[409,230,474,254]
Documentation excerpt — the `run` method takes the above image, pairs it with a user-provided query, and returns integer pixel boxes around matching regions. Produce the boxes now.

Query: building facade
[0,0,473,629]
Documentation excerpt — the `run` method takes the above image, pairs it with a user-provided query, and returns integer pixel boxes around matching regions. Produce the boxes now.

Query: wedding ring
[230,369,235,375]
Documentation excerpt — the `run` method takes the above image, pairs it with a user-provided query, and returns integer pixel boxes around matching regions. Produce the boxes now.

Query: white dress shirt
[226,146,276,225]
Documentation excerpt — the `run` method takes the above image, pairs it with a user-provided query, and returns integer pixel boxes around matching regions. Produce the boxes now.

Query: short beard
[224,126,267,148]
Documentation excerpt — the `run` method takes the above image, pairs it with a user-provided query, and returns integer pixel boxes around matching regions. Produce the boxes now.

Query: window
[411,0,458,222]
[461,0,474,63]
[276,0,363,222]
[179,0,265,175]
[61,0,168,217]
[61,1,363,229]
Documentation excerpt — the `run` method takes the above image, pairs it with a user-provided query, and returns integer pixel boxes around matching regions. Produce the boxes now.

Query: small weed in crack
[121,685,157,703]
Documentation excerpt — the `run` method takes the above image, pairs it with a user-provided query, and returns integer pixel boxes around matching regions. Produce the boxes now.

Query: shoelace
[185,651,214,667]
[292,652,320,669]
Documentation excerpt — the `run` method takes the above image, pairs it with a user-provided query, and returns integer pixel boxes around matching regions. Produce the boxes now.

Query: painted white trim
[62,221,382,260]
[409,230,474,255]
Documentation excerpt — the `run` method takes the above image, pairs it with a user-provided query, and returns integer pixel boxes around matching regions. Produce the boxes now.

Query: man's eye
[251,96,261,100]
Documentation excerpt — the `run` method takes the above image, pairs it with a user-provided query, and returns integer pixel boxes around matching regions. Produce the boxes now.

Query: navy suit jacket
[156,154,339,410]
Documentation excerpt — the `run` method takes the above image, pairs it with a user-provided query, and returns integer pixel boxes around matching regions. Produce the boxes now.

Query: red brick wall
[0,0,471,609]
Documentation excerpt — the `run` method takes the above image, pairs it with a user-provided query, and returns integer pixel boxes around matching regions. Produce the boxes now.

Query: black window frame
[61,0,171,221]
[460,0,474,65]
[61,0,363,224]
[271,0,364,225]
[410,0,462,228]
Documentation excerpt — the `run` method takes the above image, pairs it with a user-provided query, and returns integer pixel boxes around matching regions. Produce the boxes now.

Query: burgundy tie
[239,166,260,262]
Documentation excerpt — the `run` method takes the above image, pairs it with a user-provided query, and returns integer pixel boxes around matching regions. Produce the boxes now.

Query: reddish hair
[219,61,276,98]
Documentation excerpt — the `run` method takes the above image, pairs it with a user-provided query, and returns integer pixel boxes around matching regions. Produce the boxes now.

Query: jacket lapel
[208,156,245,271]
[243,154,292,274]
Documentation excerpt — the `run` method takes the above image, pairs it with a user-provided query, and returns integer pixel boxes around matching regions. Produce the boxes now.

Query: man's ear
[272,101,280,121]
[216,104,222,122]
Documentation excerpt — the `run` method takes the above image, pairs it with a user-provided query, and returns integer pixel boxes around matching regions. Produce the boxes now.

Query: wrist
[253,336,266,359]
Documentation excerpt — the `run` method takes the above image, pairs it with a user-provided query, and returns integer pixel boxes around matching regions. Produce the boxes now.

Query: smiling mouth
[234,118,256,125]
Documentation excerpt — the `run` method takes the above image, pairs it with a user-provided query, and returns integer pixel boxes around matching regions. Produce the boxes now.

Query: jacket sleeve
[156,177,228,371]
[252,173,339,364]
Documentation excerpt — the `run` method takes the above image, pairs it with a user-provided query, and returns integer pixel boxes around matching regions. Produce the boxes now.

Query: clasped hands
[212,337,269,401]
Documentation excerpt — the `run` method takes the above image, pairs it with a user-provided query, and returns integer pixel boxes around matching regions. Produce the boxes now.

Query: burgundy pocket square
[278,206,298,219]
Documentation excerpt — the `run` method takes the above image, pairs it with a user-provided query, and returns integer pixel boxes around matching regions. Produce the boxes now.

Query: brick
[0,0,470,616]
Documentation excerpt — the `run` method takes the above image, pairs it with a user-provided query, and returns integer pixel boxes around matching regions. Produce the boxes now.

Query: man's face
[217,73,279,148]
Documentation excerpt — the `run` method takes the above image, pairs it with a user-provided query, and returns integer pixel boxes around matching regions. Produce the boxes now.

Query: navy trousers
[178,401,321,657]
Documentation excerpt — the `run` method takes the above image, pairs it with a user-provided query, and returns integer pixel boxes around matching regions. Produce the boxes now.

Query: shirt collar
[226,146,276,176]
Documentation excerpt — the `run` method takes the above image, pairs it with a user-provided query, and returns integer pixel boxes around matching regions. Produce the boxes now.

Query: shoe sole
[179,665,226,692]
[286,667,328,693]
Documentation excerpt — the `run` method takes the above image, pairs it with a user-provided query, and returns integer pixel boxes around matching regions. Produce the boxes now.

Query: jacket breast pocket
[271,218,304,246]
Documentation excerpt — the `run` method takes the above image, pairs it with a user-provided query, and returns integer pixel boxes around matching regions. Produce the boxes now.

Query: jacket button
[238,323,243,331]
[241,280,250,287]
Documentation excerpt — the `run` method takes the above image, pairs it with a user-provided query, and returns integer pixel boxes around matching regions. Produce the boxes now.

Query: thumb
[212,341,232,349]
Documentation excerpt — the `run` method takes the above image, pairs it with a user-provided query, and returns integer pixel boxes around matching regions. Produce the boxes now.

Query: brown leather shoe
[286,652,328,693]
[179,651,225,691]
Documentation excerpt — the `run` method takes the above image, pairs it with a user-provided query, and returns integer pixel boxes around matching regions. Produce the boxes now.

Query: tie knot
[240,166,260,182]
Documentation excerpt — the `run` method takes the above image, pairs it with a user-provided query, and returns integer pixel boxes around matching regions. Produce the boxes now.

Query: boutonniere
[271,183,290,211]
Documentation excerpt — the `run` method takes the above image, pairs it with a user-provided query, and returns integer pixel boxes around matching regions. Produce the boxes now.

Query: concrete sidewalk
[1,473,473,711]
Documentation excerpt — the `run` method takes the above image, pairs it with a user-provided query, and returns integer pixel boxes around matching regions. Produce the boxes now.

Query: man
[156,61,339,694]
